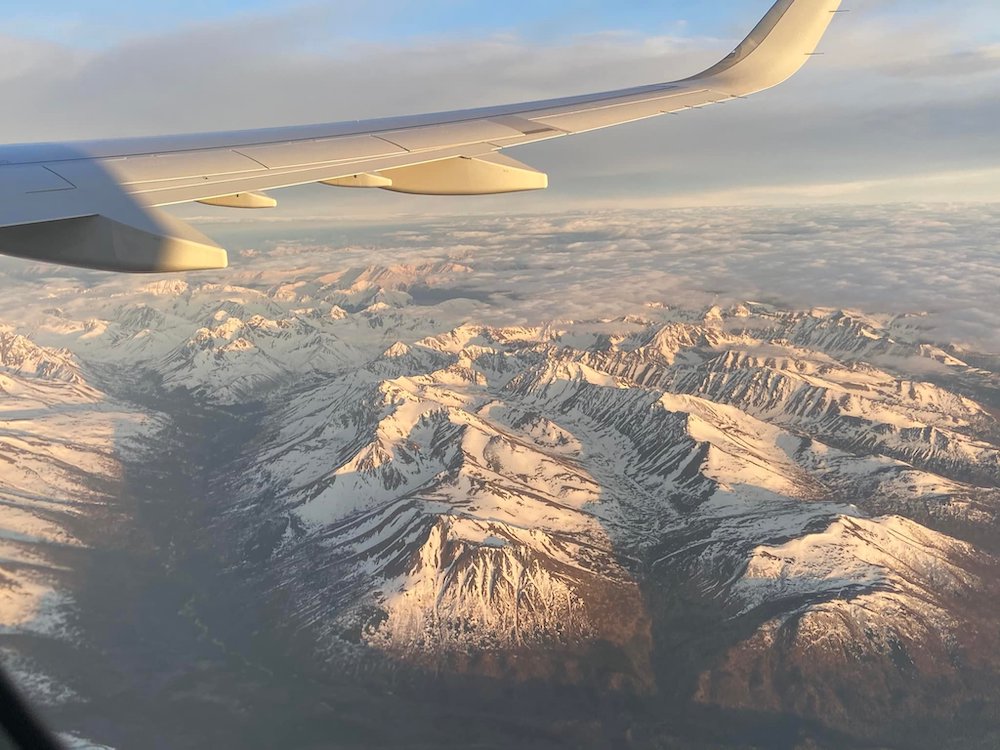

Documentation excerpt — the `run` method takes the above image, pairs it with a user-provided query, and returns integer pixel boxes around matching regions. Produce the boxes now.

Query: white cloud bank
[2,204,995,351]
[78,203,999,355]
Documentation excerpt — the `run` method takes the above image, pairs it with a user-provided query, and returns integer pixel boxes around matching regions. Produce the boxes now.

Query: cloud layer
[6,204,989,353]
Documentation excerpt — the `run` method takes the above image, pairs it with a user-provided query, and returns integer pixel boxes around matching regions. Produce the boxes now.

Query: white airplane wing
[0,0,842,273]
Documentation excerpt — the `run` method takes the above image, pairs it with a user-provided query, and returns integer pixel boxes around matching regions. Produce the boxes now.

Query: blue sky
[10,1,762,47]
[1,1,999,209]
[15,0,998,47]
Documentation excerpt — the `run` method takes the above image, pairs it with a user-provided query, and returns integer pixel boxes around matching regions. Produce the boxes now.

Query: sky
[1,0,999,212]
[1,1,829,47]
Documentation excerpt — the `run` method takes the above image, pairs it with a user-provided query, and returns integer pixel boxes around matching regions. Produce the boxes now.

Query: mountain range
[0,259,998,749]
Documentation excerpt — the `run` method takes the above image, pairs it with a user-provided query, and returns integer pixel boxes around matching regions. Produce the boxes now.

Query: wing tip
[687,0,844,94]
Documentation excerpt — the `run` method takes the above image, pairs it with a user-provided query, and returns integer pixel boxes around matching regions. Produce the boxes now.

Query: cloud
[877,45,1000,79]
[1,205,996,357]
[170,204,1000,353]
[638,167,1000,207]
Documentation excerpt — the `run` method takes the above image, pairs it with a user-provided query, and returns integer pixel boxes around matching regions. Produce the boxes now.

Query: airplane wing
[0,0,842,273]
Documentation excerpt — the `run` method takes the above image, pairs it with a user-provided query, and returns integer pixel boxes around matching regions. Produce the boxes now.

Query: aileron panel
[378,121,524,152]
[100,150,265,185]
[236,135,406,169]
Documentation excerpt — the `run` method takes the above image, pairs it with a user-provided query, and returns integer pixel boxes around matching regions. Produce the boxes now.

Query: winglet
[688,0,843,95]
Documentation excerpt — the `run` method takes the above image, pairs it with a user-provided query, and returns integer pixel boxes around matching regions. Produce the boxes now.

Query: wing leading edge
[0,0,843,273]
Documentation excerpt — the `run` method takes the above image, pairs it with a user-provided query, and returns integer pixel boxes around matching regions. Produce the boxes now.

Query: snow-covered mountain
[190,296,1000,740]
[0,335,157,726]
[0,259,998,749]
[0,327,87,384]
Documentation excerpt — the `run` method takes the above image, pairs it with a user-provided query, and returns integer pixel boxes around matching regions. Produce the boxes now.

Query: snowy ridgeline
[231,304,998,667]
[0,261,998,717]
[0,329,154,634]
[0,330,157,750]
